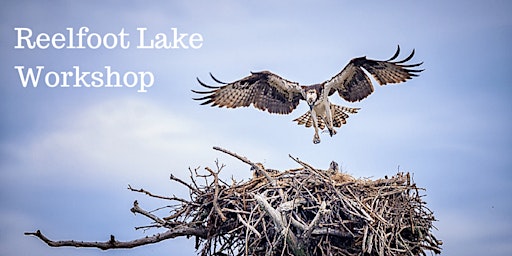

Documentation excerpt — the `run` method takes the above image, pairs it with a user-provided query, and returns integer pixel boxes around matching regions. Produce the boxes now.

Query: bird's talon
[313,134,321,144]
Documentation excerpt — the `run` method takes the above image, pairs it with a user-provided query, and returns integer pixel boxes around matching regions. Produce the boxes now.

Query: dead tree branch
[24,226,207,250]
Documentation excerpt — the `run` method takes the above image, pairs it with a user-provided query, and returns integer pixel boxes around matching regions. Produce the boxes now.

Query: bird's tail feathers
[293,104,360,130]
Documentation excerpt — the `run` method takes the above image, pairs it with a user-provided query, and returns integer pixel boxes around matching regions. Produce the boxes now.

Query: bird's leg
[311,109,321,144]
[326,103,337,137]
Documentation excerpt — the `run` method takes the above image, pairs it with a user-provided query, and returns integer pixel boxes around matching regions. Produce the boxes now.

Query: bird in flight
[192,46,423,144]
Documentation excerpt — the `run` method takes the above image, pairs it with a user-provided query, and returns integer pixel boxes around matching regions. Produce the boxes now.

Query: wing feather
[192,71,304,114]
[325,45,423,102]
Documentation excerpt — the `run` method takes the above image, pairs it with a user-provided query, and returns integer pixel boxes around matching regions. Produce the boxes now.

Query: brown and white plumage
[193,71,303,115]
[193,46,423,143]
[293,104,360,130]
[324,46,423,102]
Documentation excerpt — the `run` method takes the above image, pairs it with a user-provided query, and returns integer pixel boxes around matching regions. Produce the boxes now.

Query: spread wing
[325,45,423,102]
[192,71,304,115]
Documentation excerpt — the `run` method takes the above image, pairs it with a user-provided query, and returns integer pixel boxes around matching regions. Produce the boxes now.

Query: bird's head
[329,161,339,172]
[305,89,318,110]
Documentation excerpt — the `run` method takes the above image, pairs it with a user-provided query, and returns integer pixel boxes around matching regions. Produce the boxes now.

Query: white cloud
[3,97,217,188]
[2,96,289,193]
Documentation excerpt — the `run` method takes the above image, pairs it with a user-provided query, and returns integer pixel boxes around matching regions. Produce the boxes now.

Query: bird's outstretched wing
[325,45,423,102]
[192,71,304,115]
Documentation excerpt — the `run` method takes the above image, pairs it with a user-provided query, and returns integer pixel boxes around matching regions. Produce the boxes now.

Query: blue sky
[1,1,511,255]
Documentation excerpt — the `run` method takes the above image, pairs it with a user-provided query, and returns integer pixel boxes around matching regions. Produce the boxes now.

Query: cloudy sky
[1,1,511,255]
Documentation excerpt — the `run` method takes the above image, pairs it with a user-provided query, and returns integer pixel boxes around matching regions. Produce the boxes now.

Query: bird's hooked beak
[305,88,318,110]
[306,95,315,110]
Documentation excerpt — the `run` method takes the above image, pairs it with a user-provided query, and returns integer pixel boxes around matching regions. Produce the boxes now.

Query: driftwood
[26,146,442,255]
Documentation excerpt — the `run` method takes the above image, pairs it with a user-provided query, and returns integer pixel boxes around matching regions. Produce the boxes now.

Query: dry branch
[24,227,206,250]
[25,146,442,255]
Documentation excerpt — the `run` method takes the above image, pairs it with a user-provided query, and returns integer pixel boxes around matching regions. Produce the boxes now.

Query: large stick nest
[157,147,441,255]
[26,147,442,255]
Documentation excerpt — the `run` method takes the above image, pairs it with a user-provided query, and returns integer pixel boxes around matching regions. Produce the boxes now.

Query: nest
[145,147,442,256]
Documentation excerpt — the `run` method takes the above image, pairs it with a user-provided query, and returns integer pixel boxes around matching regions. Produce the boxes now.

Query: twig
[213,146,255,167]
[214,146,285,200]
[127,185,190,204]
[213,146,273,182]
[130,200,166,226]
[205,166,227,222]
[237,214,261,238]
[170,173,197,193]
[288,154,330,180]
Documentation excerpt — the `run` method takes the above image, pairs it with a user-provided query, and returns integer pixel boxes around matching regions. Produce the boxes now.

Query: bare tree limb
[24,226,207,250]
[252,193,285,232]
[252,192,302,254]
[310,228,353,238]
[303,201,328,238]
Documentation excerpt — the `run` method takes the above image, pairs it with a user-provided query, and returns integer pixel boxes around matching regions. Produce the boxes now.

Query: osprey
[193,46,423,144]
